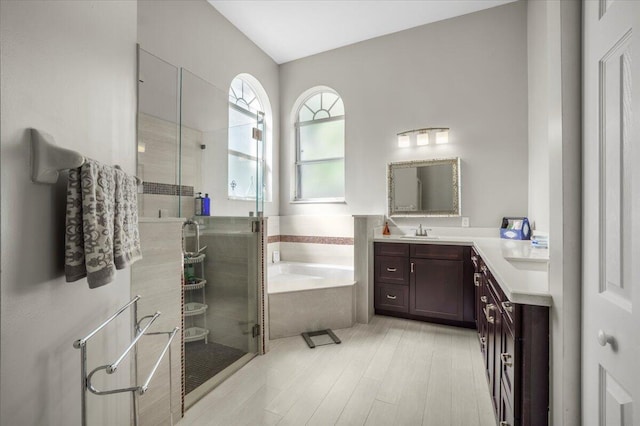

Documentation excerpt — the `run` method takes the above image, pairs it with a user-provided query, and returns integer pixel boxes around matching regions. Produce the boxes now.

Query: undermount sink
[400,235,440,240]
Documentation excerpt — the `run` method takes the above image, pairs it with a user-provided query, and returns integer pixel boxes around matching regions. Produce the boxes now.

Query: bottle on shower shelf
[194,192,203,216]
[202,193,210,216]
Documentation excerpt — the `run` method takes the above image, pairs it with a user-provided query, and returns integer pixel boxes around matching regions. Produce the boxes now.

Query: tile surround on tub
[279,243,354,266]
[279,215,354,237]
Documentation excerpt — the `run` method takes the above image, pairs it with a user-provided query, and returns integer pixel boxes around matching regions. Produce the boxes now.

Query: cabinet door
[410,258,463,321]
[500,381,515,426]
[484,285,502,411]
[474,271,482,329]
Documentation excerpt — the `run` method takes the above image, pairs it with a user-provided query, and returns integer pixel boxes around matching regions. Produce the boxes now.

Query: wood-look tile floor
[177,315,496,426]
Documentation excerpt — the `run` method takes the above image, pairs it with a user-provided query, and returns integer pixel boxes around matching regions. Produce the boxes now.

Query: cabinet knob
[483,305,495,324]
[386,294,397,300]
[386,267,397,272]
[501,352,513,367]
[597,330,615,347]
[473,273,481,287]
[480,295,488,303]
[411,262,415,273]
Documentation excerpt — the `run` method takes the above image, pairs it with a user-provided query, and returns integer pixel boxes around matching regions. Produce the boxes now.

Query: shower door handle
[252,324,261,338]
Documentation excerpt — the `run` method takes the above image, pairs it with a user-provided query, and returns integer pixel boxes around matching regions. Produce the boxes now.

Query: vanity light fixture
[397,133,411,148]
[416,130,430,146]
[397,127,450,147]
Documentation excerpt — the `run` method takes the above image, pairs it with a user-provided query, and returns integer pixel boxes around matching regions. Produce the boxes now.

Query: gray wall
[279,1,529,227]
[138,0,281,217]
[527,0,550,233]
[0,1,137,425]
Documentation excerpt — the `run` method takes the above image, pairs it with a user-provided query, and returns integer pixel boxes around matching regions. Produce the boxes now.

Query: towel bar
[30,128,141,184]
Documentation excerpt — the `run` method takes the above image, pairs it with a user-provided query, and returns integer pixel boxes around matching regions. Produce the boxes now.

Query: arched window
[294,90,345,201]
[228,76,270,202]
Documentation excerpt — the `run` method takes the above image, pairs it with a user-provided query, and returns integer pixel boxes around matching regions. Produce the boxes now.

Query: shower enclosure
[137,48,264,410]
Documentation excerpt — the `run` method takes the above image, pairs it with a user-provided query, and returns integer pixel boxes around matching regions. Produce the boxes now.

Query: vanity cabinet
[374,242,474,327]
[471,249,549,426]
[410,255,463,321]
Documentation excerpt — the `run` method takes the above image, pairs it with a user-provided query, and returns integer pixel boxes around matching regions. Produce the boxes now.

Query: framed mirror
[388,157,461,217]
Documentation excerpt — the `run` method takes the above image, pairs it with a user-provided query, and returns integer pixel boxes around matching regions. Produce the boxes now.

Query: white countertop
[374,235,552,307]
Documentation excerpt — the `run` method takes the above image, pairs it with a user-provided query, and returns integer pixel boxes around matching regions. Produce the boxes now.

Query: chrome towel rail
[73,295,141,349]
[141,327,180,394]
[106,311,160,374]
[73,295,178,426]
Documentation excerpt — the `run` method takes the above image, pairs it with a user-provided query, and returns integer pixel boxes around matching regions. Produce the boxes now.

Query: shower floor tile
[185,341,247,395]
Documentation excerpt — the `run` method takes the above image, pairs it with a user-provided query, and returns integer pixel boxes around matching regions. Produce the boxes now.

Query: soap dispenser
[202,193,211,216]
[382,221,391,236]
[194,192,203,216]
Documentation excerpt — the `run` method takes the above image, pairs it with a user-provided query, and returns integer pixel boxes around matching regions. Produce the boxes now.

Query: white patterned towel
[65,159,142,288]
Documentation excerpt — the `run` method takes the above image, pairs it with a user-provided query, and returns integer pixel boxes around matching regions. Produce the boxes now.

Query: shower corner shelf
[184,253,206,264]
[183,219,210,344]
[184,302,208,317]
[184,278,207,291]
[184,326,210,343]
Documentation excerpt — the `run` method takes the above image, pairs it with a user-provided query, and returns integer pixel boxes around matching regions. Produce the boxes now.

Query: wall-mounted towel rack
[29,128,142,184]
[73,295,179,426]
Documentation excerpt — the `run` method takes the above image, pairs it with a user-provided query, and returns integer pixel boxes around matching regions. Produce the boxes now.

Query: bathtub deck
[177,315,495,426]
[269,273,354,294]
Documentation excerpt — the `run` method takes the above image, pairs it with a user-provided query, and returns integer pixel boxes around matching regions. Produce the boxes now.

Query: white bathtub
[267,262,355,339]
[268,262,354,294]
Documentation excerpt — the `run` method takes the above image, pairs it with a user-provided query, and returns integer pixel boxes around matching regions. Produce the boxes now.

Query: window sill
[228,196,273,203]
[290,198,346,205]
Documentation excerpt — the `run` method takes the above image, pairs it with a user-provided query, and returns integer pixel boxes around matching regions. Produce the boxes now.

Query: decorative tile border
[143,181,194,197]
[271,235,354,245]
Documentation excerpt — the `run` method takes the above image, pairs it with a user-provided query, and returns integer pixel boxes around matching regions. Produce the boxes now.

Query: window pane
[298,160,345,199]
[298,105,314,122]
[229,123,257,157]
[322,92,338,111]
[229,106,255,127]
[228,153,257,198]
[329,97,344,116]
[299,119,344,161]
[305,93,321,114]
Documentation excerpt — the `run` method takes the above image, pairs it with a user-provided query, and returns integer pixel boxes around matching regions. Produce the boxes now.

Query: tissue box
[500,217,531,240]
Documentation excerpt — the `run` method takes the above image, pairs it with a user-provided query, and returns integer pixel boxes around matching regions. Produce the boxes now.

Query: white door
[583,1,640,425]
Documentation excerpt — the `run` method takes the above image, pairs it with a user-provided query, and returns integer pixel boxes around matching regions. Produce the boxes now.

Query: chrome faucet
[415,224,431,237]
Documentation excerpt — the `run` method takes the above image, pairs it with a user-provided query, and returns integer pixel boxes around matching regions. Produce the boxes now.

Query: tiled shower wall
[131,219,184,425]
[266,215,354,266]
[137,113,202,218]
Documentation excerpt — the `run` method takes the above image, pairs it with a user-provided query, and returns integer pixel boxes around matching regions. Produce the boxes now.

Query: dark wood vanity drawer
[375,256,409,285]
[375,242,409,257]
[486,275,505,303]
[411,244,463,260]
[501,320,516,407]
[375,283,409,313]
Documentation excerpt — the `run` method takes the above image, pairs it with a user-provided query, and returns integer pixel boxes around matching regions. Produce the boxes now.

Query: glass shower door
[179,69,262,407]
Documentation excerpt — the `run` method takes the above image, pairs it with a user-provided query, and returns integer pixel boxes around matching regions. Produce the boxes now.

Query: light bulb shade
[435,130,449,144]
[416,132,429,146]
[397,134,410,148]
